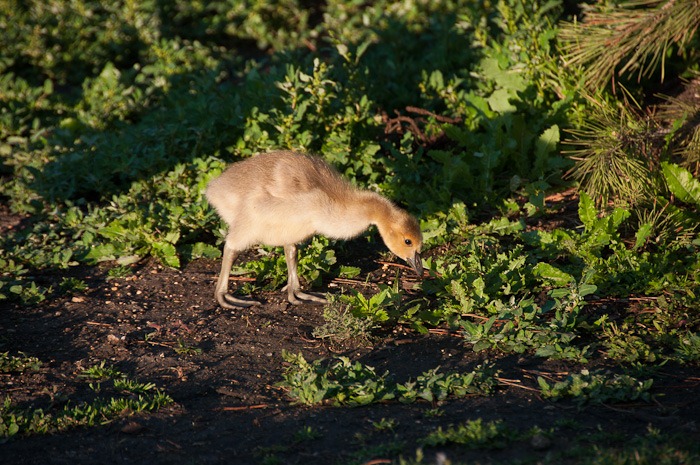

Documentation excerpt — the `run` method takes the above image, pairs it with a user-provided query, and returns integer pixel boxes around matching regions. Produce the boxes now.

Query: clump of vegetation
[1,361,172,439]
[420,419,510,449]
[0,352,41,373]
[278,351,497,406]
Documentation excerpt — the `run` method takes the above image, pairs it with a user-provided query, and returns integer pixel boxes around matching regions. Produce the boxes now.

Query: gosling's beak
[406,251,423,277]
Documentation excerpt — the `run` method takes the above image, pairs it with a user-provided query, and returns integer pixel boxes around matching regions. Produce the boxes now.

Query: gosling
[205,150,423,309]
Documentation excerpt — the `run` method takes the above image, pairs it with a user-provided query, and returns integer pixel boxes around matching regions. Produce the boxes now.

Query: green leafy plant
[662,162,700,206]
[420,419,510,449]
[674,332,700,363]
[537,369,654,406]
[279,351,394,407]
[78,361,123,381]
[58,277,87,294]
[278,352,497,407]
[0,352,41,373]
[312,299,379,344]
[2,361,171,439]
[174,339,203,356]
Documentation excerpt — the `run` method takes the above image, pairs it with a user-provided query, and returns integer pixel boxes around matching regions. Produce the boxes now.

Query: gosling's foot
[281,285,328,305]
[216,292,262,309]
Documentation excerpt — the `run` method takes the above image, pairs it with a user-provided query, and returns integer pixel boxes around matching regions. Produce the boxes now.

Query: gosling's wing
[266,153,349,201]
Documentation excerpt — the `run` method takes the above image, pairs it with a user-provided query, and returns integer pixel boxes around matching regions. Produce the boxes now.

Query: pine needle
[560,0,700,89]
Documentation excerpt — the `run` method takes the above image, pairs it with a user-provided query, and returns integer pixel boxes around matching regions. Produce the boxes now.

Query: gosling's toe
[281,284,328,305]
[217,292,262,309]
[291,290,328,304]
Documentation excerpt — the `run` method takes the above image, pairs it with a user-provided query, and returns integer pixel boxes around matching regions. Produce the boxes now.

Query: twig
[330,278,377,288]
[587,296,659,304]
[221,404,270,412]
[227,276,257,282]
[376,260,413,271]
[496,377,541,392]
[461,313,492,321]
[406,106,463,124]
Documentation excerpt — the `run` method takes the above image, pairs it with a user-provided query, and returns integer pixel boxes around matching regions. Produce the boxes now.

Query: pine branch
[565,94,660,207]
[559,0,700,89]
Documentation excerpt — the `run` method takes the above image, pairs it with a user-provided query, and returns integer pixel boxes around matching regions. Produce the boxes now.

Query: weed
[278,352,497,407]
[537,369,653,406]
[1,361,171,439]
[601,322,658,364]
[372,418,399,432]
[58,277,88,294]
[107,266,133,279]
[674,332,700,363]
[78,361,123,381]
[312,298,378,344]
[294,426,322,442]
[424,408,445,419]
[0,352,41,373]
[279,351,393,407]
[420,419,510,449]
[344,440,407,465]
[397,363,498,403]
[342,281,403,324]
[174,339,203,356]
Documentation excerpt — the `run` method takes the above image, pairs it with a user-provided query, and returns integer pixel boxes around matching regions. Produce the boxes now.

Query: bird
[205,150,423,309]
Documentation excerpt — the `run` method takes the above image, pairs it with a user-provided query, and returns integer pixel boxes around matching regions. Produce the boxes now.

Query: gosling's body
[206,151,423,308]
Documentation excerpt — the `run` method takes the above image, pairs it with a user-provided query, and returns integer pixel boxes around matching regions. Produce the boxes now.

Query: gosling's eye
[404,239,413,246]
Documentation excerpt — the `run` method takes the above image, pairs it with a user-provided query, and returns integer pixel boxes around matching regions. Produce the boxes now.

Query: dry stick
[462,313,493,321]
[427,328,463,339]
[226,276,257,282]
[405,105,463,124]
[330,277,377,288]
[496,377,542,392]
[376,260,414,271]
[86,321,112,327]
[521,368,572,378]
[144,340,174,349]
[588,296,659,304]
[221,404,270,412]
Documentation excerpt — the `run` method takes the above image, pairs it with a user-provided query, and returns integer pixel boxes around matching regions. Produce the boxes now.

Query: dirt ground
[2,205,700,464]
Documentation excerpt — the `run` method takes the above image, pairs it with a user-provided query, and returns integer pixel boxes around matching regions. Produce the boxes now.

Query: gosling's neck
[357,190,396,226]
[317,189,395,240]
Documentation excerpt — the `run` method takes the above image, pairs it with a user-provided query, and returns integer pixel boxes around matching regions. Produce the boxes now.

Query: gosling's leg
[214,244,261,309]
[282,244,328,305]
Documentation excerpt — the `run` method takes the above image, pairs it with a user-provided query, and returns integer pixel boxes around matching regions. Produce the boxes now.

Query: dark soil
[2,204,699,464]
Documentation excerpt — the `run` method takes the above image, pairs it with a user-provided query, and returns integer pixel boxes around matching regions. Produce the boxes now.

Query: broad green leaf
[84,243,117,262]
[550,288,571,299]
[487,88,517,113]
[608,207,631,232]
[98,221,128,239]
[473,340,492,352]
[480,57,526,92]
[189,242,221,260]
[662,162,700,206]
[537,376,551,391]
[533,263,574,285]
[634,223,653,249]
[578,284,598,297]
[578,191,597,230]
[338,266,361,279]
[152,242,180,268]
[535,124,560,158]
[116,255,141,266]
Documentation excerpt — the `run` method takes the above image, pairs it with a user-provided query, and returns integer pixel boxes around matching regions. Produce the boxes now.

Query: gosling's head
[379,211,423,277]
